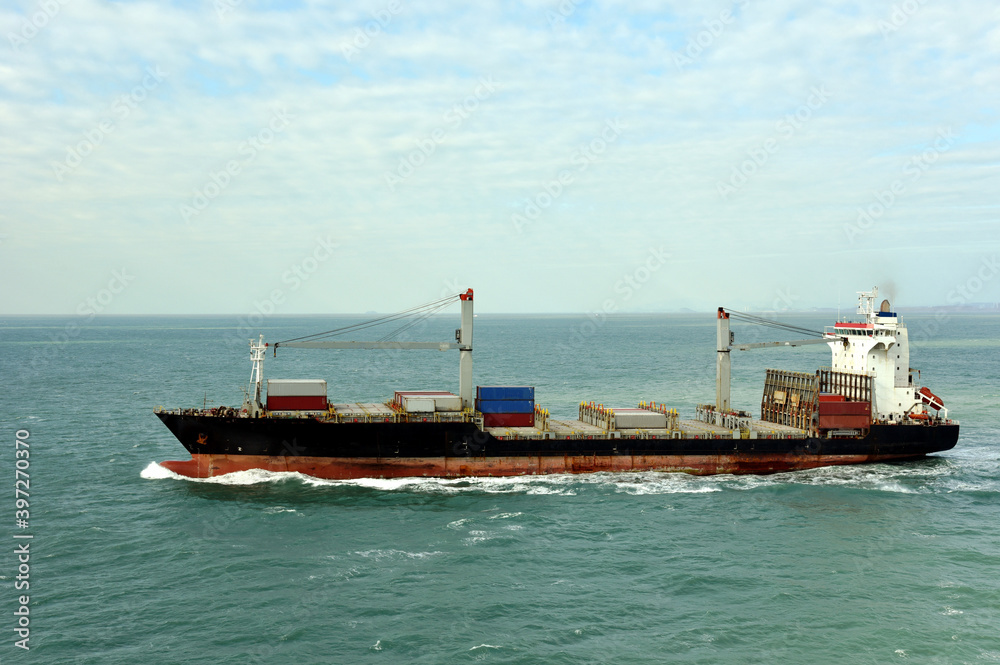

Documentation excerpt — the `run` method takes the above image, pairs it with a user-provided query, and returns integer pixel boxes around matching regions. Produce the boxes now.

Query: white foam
[311,474,582,495]
[469,644,501,651]
[463,529,498,545]
[198,469,318,486]
[140,462,177,479]
[139,460,975,495]
[354,549,444,560]
[302,476,426,491]
[942,479,1000,493]
[139,463,319,486]
[607,474,723,495]
[262,506,297,515]
[139,463,713,493]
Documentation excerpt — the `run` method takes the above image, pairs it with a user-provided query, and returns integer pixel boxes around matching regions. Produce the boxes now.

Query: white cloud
[0,0,997,314]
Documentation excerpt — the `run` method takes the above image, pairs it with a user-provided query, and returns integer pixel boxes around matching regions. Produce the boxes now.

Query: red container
[818,400,870,429]
[818,393,846,402]
[482,412,535,428]
[267,395,328,411]
[818,414,871,429]
[819,402,871,416]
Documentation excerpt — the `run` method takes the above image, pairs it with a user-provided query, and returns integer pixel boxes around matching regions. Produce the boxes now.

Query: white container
[402,397,436,413]
[395,390,462,412]
[267,379,328,397]
[613,409,667,429]
[430,395,462,412]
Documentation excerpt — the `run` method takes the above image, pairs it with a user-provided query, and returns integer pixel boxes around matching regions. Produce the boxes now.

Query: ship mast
[857,286,878,323]
[457,289,474,408]
[243,334,267,417]
[716,308,732,414]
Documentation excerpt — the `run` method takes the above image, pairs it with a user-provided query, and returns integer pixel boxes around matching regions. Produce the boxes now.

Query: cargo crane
[713,307,835,424]
[242,289,475,417]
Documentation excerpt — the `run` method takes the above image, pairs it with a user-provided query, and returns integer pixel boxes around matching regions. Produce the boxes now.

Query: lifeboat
[918,386,945,411]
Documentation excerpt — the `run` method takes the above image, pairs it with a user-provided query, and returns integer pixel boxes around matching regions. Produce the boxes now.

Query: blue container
[476,399,534,414]
[476,386,535,401]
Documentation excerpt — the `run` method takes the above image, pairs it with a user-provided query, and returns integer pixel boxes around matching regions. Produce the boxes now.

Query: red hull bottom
[159,452,927,480]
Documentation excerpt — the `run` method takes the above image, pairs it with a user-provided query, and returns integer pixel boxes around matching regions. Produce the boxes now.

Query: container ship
[155,287,958,479]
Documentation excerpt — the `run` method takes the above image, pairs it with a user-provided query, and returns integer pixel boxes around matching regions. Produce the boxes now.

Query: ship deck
[186,402,813,440]
[273,403,817,439]
[486,418,808,440]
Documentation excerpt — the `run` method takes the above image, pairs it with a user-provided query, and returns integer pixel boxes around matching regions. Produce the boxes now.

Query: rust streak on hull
[160,452,928,480]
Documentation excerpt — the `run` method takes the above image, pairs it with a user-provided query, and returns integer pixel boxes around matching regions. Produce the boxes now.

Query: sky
[1,0,998,316]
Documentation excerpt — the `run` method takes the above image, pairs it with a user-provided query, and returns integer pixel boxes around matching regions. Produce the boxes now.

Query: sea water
[1,312,998,664]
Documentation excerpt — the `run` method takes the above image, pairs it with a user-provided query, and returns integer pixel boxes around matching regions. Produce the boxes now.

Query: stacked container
[816,393,871,430]
[476,386,535,427]
[266,379,328,411]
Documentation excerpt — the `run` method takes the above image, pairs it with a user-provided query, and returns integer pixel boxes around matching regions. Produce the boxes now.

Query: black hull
[155,412,959,478]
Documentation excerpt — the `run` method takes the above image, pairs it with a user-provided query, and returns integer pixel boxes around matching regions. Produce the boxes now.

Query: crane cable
[722,308,831,339]
[376,298,457,342]
[274,293,463,347]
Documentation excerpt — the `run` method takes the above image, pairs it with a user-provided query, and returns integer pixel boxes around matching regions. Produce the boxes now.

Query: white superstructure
[825,287,943,422]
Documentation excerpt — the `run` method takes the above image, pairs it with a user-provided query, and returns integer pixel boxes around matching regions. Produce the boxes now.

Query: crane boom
[277,341,468,350]
[267,289,476,409]
[732,337,831,351]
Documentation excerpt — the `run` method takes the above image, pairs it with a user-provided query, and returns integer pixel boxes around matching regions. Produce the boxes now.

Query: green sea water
[1,312,998,664]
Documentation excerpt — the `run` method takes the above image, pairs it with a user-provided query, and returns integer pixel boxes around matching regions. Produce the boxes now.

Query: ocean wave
[140,462,176,479]
[139,460,996,495]
[140,462,321,486]
[353,549,445,561]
